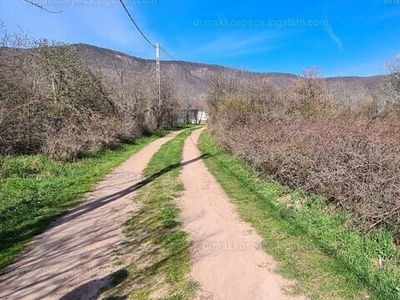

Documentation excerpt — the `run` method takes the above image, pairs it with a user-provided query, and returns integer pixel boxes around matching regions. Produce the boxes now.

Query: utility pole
[156,43,161,110]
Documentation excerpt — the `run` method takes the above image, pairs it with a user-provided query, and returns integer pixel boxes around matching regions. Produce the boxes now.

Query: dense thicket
[0,32,180,160]
[207,64,400,242]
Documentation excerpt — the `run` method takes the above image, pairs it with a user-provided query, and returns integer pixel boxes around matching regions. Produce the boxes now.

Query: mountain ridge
[73,43,384,102]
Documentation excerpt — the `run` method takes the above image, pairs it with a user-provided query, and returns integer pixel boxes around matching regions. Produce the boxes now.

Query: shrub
[213,118,400,242]
[207,64,400,243]
[0,29,180,160]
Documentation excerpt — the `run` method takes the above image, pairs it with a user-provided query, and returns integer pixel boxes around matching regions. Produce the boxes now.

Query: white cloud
[326,24,343,51]
[187,32,286,60]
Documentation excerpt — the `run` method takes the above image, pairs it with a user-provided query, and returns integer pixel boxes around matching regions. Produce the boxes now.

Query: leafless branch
[23,0,62,14]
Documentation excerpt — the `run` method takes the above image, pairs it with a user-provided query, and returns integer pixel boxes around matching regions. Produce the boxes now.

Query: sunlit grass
[101,129,197,300]
[0,130,175,272]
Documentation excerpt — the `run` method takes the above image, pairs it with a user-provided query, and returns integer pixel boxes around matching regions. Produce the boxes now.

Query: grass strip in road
[198,131,400,300]
[0,129,180,273]
[102,129,197,300]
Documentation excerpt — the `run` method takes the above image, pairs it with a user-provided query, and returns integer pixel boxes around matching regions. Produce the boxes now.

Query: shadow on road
[59,268,129,300]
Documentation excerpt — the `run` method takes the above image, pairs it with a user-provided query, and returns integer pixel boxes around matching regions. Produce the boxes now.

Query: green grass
[198,131,400,300]
[0,129,177,273]
[101,129,197,300]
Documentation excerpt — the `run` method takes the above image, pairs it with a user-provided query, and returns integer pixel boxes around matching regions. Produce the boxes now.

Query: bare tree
[148,74,179,129]
[207,67,245,116]
[289,67,332,118]
[243,77,280,119]
[328,79,373,116]
[100,58,150,135]
[0,29,43,154]
[0,30,123,159]
[23,0,62,13]
[206,68,280,129]
[381,54,400,116]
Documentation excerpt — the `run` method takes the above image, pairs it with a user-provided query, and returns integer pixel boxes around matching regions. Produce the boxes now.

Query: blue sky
[0,0,399,77]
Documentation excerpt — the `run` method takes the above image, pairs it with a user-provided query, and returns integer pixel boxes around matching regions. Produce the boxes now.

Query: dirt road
[179,129,306,300]
[0,131,181,300]
[1,128,306,300]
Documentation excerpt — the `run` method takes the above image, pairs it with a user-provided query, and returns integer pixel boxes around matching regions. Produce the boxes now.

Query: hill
[74,43,385,106]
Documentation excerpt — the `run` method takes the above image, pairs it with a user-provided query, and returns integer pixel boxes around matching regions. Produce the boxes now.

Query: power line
[160,46,213,87]
[118,0,213,87]
[118,0,156,48]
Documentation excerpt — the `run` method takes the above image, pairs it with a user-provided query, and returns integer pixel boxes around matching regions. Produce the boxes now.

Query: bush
[207,64,400,243]
[0,30,180,160]
[212,118,400,242]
